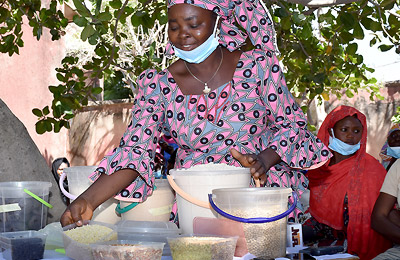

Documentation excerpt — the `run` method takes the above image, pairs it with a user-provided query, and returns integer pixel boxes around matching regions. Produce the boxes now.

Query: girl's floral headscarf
[380,123,400,169]
[165,0,279,55]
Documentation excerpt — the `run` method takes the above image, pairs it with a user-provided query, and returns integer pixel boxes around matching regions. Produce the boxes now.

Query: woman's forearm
[79,169,139,210]
[371,193,400,244]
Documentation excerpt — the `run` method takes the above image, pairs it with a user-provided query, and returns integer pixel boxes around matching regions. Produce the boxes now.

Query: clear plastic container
[91,240,164,260]
[62,220,117,260]
[39,222,64,250]
[116,220,181,256]
[211,187,292,258]
[0,230,47,260]
[169,165,250,234]
[0,181,52,232]
[62,166,121,224]
[167,235,238,260]
[119,179,174,222]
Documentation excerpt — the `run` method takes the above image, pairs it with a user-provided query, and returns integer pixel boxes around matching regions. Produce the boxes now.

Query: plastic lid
[0,182,52,197]
[0,181,52,190]
[116,220,180,235]
[212,187,292,196]
[170,165,250,176]
[0,231,47,244]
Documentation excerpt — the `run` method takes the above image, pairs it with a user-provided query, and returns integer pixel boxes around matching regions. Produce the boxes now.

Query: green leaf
[109,0,122,9]
[62,56,75,64]
[73,0,91,17]
[131,14,141,27]
[281,17,291,30]
[44,120,53,131]
[381,0,395,9]
[88,33,99,45]
[56,73,65,82]
[97,12,112,21]
[73,15,87,27]
[345,89,354,98]
[43,106,50,115]
[353,22,364,40]
[92,87,103,94]
[378,44,394,52]
[339,13,355,30]
[53,121,61,133]
[346,43,358,55]
[0,7,9,24]
[35,120,47,134]
[81,24,95,41]
[32,108,43,117]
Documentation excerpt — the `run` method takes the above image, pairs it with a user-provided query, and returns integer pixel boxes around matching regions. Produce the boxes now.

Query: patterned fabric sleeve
[89,69,165,202]
[255,50,331,169]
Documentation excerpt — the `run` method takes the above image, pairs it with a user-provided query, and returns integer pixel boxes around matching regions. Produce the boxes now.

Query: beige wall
[309,82,400,160]
[68,100,133,166]
[0,18,68,167]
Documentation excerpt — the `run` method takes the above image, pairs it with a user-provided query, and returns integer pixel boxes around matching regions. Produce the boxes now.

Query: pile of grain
[64,224,115,244]
[227,206,286,258]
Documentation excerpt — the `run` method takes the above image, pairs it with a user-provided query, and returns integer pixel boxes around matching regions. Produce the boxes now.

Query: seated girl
[304,105,391,260]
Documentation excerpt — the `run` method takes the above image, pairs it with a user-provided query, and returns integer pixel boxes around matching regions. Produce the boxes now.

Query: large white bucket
[168,165,251,234]
[119,179,175,222]
[61,166,121,224]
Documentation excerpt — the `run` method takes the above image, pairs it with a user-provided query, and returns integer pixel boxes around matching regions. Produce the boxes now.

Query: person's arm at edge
[60,169,139,227]
[371,192,400,244]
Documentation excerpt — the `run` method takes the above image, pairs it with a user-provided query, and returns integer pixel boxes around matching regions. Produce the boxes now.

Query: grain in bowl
[62,220,117,260]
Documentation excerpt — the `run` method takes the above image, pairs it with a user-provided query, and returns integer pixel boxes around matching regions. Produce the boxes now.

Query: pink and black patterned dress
[90,48,331,222]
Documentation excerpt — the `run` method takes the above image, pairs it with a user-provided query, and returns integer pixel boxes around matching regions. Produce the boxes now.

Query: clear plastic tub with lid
[167,234,238,260]
[116,220,180,256]
[0,230,47,260]
[91,240,164,260]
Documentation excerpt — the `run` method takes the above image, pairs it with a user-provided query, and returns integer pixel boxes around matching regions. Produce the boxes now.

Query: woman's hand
[230,148,268,186]
[60,196,94,227]
[59,168,139,227]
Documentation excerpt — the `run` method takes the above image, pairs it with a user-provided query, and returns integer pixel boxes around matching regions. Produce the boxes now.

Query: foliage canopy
[1,0,399,133]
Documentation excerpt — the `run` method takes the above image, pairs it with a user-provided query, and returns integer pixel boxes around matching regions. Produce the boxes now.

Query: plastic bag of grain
[62,220,117,260]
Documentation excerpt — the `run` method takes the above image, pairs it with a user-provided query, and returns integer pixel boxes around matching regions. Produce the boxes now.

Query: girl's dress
[307,106,391,259]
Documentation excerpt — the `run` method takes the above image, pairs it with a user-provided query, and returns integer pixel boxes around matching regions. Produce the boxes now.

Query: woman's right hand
[60,196,94,227]
[59,168,140,227]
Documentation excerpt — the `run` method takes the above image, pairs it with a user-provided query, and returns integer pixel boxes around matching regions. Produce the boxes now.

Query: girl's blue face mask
[387,146,400,158]
[172,16,220,64]
[328,129,361,156]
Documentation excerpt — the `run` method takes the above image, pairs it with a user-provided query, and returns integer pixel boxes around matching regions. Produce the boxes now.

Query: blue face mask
[328,129,361,156]
[172,16,220,64]
[387,146,400,158]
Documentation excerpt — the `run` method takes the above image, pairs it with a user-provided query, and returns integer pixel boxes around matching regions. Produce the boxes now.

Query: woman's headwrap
[379,123,400,169]
[165,0,279,56]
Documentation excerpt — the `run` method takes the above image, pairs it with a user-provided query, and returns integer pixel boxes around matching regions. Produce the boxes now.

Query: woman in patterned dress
[60,0,331,226]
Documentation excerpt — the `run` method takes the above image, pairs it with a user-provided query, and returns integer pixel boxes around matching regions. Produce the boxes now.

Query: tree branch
[88,0,129,88]
[368,0,398,43]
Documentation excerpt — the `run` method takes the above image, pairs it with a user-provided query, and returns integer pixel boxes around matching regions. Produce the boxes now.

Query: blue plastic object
[208,191,298,223]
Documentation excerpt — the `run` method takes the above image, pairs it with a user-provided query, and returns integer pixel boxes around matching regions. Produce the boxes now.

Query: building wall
[0,18,68,167]
[309,82,400,160]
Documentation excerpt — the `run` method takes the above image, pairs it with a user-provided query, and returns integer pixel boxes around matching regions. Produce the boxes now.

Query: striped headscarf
[380,123,400,169]
[165,0,279,55]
